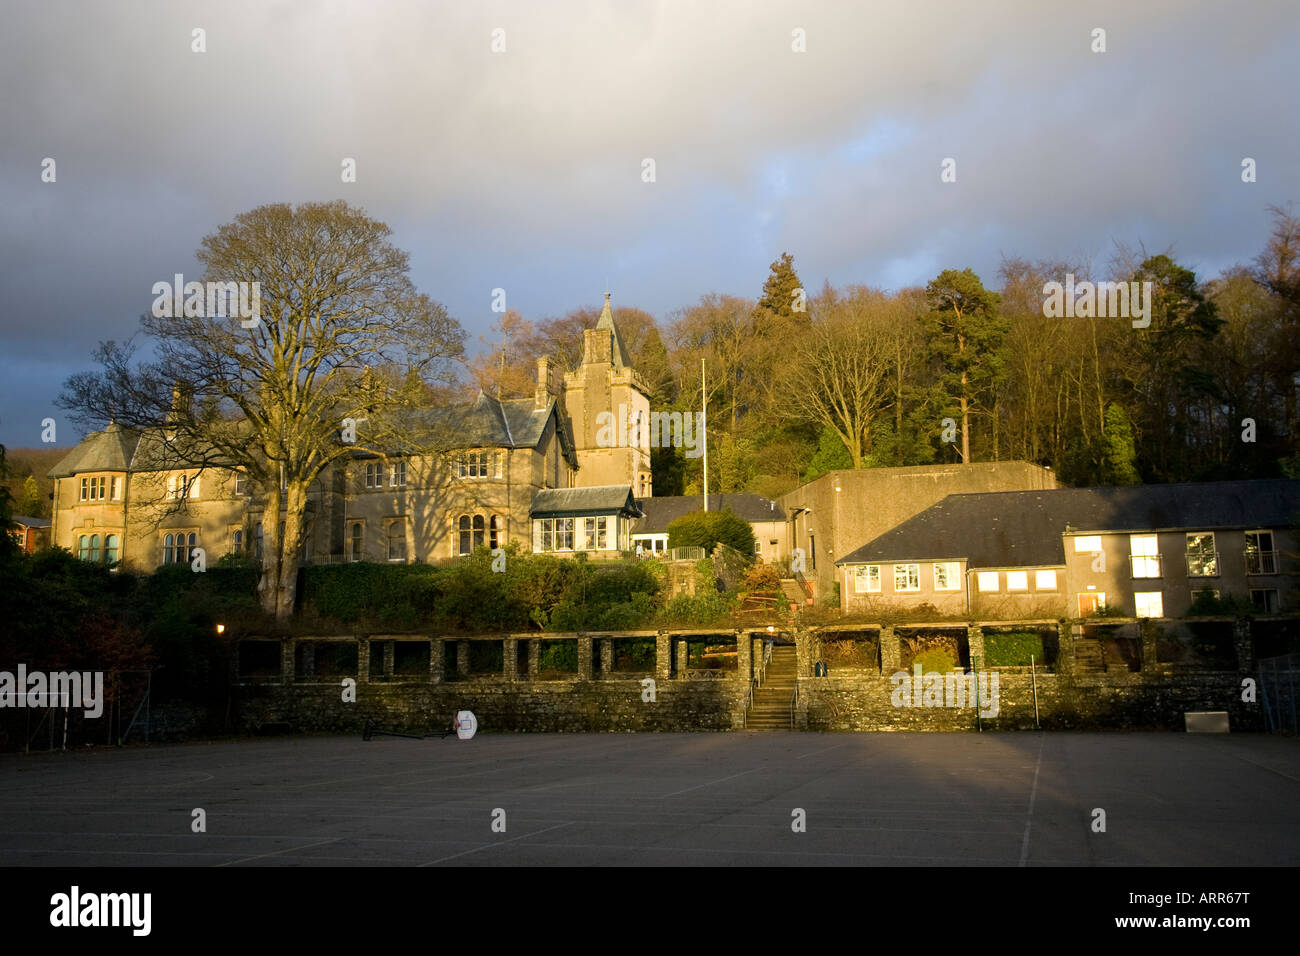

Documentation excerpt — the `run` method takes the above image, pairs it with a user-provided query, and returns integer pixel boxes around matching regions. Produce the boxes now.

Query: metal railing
[1245,550,1279,575]
[1258,653,1299,733]
[789,681,798,730]
[1128,554,1162,578]
[668,546,706,562]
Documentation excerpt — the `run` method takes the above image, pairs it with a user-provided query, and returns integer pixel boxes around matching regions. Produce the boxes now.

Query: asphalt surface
[1,732,1297,866]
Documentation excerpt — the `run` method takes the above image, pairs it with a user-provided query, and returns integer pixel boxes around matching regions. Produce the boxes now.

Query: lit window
[1006,570,1028,591]
[1134,591,1163,618]
[933,562,960,591]
[1073,535,1102,553]
[1129,534,1160,577]
[894,564,920,592]
[854,565,881,593]
[1035,569,1057,590]
[977,571,1000,592]
[1186,533,1217,576]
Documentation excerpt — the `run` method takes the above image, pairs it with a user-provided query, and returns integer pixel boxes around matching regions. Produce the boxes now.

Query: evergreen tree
[923,268,1006,463]
[1099,404,1142,485]
[20,475,41,517]
[753,252,807,331]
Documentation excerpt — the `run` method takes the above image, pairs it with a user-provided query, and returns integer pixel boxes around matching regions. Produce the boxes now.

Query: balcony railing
[1245,550,1279,575]
[1185,551,1220,577]
[1128,554,1162,578]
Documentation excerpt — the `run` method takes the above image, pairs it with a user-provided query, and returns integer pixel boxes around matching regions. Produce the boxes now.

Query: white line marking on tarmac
[796,742,849,760]
[1019,735,1046,867]
[1233,753,1300,783]
[217,837,340,867]
[418,821,574,866]
[662,768,758,797]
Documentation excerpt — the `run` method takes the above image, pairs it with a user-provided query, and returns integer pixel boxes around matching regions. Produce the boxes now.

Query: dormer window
[457,451,500,479]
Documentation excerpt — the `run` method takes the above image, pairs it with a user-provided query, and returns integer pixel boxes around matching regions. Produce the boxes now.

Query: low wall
[795,672,1262,731]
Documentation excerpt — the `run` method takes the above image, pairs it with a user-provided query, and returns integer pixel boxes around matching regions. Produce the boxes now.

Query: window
[387,520,407,562]
[854,565,881,593]
[458,515,472,555]
[1073,535,1102,553]
[77,535,91,560]
[167,474,198,500]
[188,475,200,499]
[1129,534,1161,577]
[1186,533,1217,576]
[80,476,107,501]
[489,516,501,550]
[894,564,920,592]
[1251,588,1279,613]
[232,529,243,554]
[933,562,960,591]
[234,472,247,496]
[755,540,762,556]
[78,533,119,564]
[164,532,196,565]
[365,463,381,488]
[472,514,485,549]
[350,522,363,562]
[389,460,407,487]
[539,518,552,552]
[977,571,1000,592]
[555,517,574,551]
[1078,592,1106,616]
[1006,570,1028,591]
[1245,531,1277,575]
[585,516,608,550]
[104,534,119,564]
[1134,591,1163,618]
[457,451,496,478]
[110,476,122,500]
[1035,569,1057,591]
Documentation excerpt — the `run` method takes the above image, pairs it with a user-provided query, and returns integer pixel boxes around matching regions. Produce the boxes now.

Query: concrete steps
[747,646,797,730]
[1075,639,1105,674]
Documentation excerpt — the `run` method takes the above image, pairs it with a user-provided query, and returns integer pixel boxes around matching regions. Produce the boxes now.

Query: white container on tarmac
[455,710,478,739]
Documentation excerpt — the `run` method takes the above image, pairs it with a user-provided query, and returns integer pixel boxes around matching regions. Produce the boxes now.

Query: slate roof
[47,423,142,478]
[837,480,1300,569]
[635,494,785,533]
[531,485,642,518]
[10,515,50,529]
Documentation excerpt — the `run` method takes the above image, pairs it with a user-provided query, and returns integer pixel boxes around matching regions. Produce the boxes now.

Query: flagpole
[702,357,708,512]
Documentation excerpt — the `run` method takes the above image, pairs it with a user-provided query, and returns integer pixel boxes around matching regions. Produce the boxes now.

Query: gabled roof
[837,480,1300,569]
[531,485,642,518]
[398,392,574,460]
[47,423,142,478]
[634,494,785,533]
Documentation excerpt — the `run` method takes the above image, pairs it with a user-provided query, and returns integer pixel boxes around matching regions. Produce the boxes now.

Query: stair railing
[789,680,799,730]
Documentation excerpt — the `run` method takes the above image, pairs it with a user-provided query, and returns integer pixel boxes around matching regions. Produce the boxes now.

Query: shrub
[913,647,959,673]
[743,563,782,591]
[983,630,1046,666]
[666,508,755,556]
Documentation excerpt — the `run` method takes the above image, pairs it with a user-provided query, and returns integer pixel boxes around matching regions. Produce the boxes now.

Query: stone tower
[563,293,653,496]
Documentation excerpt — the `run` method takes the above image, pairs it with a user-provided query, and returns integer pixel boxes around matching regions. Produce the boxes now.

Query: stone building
[48,294,650,570]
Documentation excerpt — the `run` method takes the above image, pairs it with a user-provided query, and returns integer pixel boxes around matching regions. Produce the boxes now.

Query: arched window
[388,520,407,562]
[489,516,501,549]
[163,532,175,564]
[472,514,485,550]
[350,522,363,562]
[88,534,101,563]
[232,529,243,554]
[78,535,90,560]
[104,535,119,564]
[458,515,471,555]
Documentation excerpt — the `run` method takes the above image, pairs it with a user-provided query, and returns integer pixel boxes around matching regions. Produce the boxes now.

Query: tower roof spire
[594,290,631,368]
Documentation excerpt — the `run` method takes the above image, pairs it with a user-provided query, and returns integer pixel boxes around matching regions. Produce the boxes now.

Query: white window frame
[1134,591,1163,618]
[1129,534,1161,578]
[894,563,920,592]
[854,565,881,594]
[933,562,960,591]
[1186,532,1217,577]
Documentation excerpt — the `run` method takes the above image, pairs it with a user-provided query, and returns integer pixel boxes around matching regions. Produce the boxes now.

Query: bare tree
[60,201,465,620]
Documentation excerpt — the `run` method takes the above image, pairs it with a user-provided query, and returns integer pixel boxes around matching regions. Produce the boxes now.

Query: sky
[1,0,1298,448]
